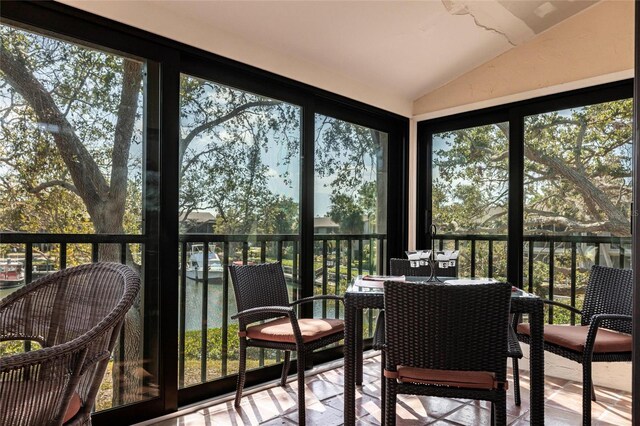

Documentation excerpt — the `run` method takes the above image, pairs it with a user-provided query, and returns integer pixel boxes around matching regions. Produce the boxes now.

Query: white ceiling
[58,0,598,116]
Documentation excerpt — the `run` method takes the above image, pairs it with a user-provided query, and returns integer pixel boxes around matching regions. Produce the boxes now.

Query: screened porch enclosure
[0,1,637,425]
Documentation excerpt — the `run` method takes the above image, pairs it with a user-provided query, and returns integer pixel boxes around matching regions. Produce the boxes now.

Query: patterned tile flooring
[143,353,631,426]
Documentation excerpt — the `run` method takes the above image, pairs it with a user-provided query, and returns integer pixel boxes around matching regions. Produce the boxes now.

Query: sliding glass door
[178,73,302,387]
[430,122,509,279]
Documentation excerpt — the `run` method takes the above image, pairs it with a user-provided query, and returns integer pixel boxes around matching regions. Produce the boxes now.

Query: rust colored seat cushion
[63,392,82,424]
[387,366,504,390]
[246,317,344,344]
[517,324,632,353]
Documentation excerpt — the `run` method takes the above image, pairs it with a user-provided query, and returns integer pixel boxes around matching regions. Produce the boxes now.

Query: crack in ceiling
[441,0,536,47]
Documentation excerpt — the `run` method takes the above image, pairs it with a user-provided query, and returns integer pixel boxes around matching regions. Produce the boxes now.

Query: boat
[186,244,223,284]
[0,259,25,289]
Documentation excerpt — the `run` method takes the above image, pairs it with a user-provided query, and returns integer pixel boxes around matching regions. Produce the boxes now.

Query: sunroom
[0,1,637,425]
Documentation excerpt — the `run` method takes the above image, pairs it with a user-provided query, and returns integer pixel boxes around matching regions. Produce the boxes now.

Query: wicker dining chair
[375,259,522,414]
[0,262,140,426]
[383,281,512,425]
[516,265,632,426]
[228,262,344,425]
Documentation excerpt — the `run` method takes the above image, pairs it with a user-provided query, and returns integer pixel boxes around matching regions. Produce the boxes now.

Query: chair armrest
[588,313,632,331]
[289,295,344,307]
[231,306,294,320]
[583,314,632,358]
[541,299,582,315]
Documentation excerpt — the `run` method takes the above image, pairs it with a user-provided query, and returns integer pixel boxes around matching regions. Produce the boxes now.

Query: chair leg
[591,382,596,402]
[280,351,291,386]
[384,378,396,426]
[380,351,386,420]
[583,362,593,426]
[512,357,521,406]
[494,393,507,426]
[297,350,306,426]
[235,340,247,407]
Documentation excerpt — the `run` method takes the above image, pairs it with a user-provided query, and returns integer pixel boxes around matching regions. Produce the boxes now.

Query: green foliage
[1,25,144,236]
[328,194,364,234]
[182,325,240,361]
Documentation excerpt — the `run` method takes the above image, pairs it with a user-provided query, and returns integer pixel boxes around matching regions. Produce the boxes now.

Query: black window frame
[417,79,633,287]
[0,1,409,423]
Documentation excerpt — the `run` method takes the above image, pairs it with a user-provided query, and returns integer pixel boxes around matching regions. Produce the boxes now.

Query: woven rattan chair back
[580,265,632,334]
[383,281,511,377]
[228,262,290,326]
[389,258,430,276]
[389,258,457,278]
[0,262,140,426]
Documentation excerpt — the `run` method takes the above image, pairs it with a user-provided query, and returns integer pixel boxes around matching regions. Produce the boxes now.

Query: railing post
[335,238,341,319]
[528,240,534,293]
[488,240,493,278]
[322,240,328,318]
[571,242,577,326]
[548,242,555,324]
[470,240,476,278]
[220,241,229,377]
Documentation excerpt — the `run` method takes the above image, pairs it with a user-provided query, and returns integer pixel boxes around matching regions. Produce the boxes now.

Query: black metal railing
[435,233,632,325]
[11,232,625,384]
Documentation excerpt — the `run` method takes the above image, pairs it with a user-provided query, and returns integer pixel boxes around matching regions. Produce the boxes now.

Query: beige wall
[413,0,634,118]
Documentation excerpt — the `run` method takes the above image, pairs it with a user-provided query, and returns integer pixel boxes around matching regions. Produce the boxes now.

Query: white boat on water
[0,259,24,289]
[186,244,223,284]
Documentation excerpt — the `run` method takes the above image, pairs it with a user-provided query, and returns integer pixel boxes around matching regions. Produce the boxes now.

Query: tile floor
[143,353,631,426]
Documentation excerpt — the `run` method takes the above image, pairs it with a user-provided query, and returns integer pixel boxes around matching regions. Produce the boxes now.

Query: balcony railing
[435,233,632,325]
[4,231,627,389]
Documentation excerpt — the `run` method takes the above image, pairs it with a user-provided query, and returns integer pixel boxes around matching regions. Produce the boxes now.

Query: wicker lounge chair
[228,262,344,426]
[382,280,512,425]
[516,265,632,426]
[0,262,140,426]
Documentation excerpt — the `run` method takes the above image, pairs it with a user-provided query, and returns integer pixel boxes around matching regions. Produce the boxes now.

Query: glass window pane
[523,99,632,318]
[0,24,157,409]
[432,123,509,279]
[313,115,388,336]
[178,74,301,387]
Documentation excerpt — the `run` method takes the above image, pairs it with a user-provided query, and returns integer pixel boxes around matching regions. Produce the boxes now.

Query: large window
[178,74,302,387]
[523,99,632,322]
[0,23,157,410]
[418,82,633,326]
[313,115,388,328]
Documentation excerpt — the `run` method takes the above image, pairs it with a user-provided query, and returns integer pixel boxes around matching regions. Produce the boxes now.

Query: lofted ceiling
[58,0,598,115]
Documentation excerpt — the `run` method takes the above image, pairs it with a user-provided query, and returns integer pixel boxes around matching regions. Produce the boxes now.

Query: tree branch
[524,144,629,235]
[28,180,79,196]
[179,100,280,166]
[0,43,108,217]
